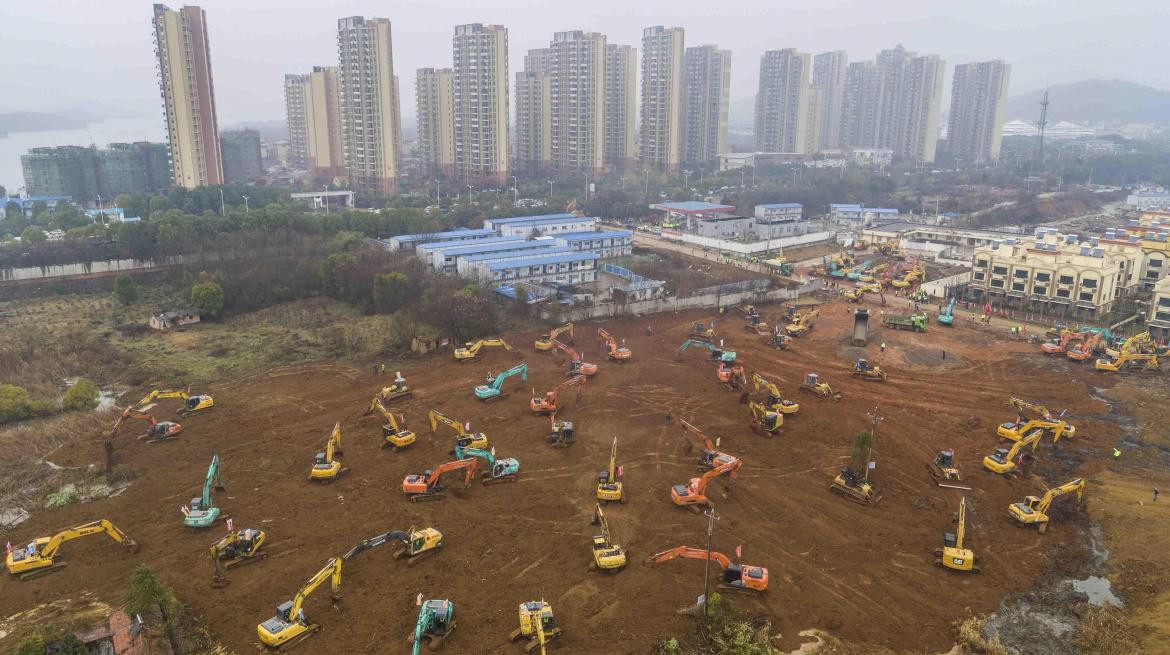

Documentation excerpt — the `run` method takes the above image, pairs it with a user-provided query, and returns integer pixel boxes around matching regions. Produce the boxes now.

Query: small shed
[149,309,201,330]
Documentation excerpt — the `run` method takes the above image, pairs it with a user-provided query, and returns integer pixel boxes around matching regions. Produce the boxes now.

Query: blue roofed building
[482,213,596,237]
[474,252,600,285]
[385,227,498,251]
[455,245,572,277]
[552,230,632,258]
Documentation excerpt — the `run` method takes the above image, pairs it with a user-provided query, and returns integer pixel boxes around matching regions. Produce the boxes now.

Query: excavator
[737,304,760,321]
[676,338,736,362]
[183,453,226,529]
[1041,329,1086,354]
[679,419,739,470]
[546,413,576,448]
[763,329,793,350]
[454,338,516,363]
[749,401,782,436]
[935,497,979,573]
[453,443,521,484]
[210,528,268,588]
[596,437,623,503]
[108,406,183,443]
[671,457,742,512]
[530,374,586,414]
[597,327,631,362]
[846,258,874,281]
[830,467,881,506]
[535,323,574,351]
[851,358,887,381]
[1009,478,1085,533]
[363,372,413,407]
[409,599,458,653]
[386,527,445,566]
[997,397,1075,443]
[716,361,747,391]
[799,373,842,400]
[6,519,137,581]
[590,503,627,572]
[475,362,529,401]
[937,297,957,327]
[551,338,597,376]
[428,409,490,452]
[928,449,961,483]
[368,398,415,450]
[309,422,348,482]
[402,458,478,502]
[785,308,819,337]
[647,546,768,593]
[889,263,925,288]
[750,372,799,414]
[983,429,1043,474]
[137,385,214,416]
[1096,350,1160,372]
[842,283,882,303]
[1067,331,1104,362]
[510,600,563,654]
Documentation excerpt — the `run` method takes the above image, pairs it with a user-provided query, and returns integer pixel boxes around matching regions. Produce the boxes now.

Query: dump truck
[882,312,927,332]
[851,309,869,347]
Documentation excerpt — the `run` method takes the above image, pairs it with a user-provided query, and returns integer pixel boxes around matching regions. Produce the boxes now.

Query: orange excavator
[402,458,478,502]
[108,407,183,443]
[1040,330,1085,354]
[671,457,742,512]
[1067,332,1104,362]
[679,419,739,470]
[597,328,632,362]
[551,338,597,377]
[530,375,587,415]
[716,362,746,391]
[647,546,769,592]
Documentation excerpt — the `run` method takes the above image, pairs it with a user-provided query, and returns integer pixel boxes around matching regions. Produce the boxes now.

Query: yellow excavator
[983,428,1043,474]
[799,373,842,400]
[210,528,268,588]
[596,437,623,503]
[785,308,820,337]
[509,600,563,653]
[748,401,781,436]
[535,323,574,351]
[428,409,490,451]
[257,557,343,650]
[387,527,445,566]
[137,385,214,416]
[1096,344,1160,372]
[997,397,1075,443]
[1009,478,1085,533]
[309,422,347,482]
[842,283,882,303]
[590,503,627,572]
[368,397,415,450]
[935,497,979,573]
[750,372,799,414]
[454,338,516,362]
[7,519,138,580]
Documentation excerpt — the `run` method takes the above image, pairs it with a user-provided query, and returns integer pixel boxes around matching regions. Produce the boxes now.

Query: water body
[0,116,163,194]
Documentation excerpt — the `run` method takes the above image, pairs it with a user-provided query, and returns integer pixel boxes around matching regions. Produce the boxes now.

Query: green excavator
[183,453,226,529]
[475,362,528,402]
[409,599,458,652]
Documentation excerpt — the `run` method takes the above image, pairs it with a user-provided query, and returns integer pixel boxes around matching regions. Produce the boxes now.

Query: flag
[868,461,876,469]
[416,593,423,606]
[180,505,189,516]
[715,437,721,447]
[617,465,624,478]
[464,422,471,432]
[735,544,742,558]
[5,542,10,555]
[226,518,234,532]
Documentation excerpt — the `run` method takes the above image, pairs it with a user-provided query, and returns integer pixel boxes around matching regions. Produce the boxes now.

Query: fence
[545,278,824,322]
[689,278,772,297]
[658,229,838,255]
[919,271,972,298]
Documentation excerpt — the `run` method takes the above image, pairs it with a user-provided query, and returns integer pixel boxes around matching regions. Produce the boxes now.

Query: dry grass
[953,616,1009,655]
[1075,605,1141,655]
[808,632,901,655]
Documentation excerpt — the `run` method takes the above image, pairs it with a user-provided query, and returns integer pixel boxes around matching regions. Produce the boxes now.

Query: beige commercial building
[948,60,1011,163]
[514,70,551,174]
[640,26,685,170]
[152,4,223,189]
[285,68,344,180]
[1149,276,1170,342]
[337,16,402,194]
[682,45,731,165]
[416,67,455,178]
[604,44,637,169]
[754,48,810,154]
[453,23,510,184]
[811,50,848,151]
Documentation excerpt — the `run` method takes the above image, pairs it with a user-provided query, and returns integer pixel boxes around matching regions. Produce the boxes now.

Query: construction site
[5,256,1156,654]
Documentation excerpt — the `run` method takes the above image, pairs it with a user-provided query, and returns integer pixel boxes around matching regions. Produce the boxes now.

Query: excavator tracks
[19,561,69,581]
[828,483,882,507]
[277,624,322,652]
[482,474,519,485]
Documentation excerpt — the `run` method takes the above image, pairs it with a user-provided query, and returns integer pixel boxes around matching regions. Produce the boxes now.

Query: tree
[15,635,44,655]
[372,271,413,313]
[319,252,358,299]
[4,200,22,218]
[114,273,138,305]
[62,378,100,412]
[19,226,46,244]
[191,281,225,317]
[123,565,180,620]
[30,201,48,220]
[49,205,88,231]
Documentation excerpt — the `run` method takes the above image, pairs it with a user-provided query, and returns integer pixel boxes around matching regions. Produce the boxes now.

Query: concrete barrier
[546,280,823,321]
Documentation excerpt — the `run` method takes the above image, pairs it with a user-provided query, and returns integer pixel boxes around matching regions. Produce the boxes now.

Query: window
[1034,286,1047,296]
[1012,282,1026,292]
[990,279,1004,288]
[1157,311,1170,322]
[1035,272,1051,282]
[1057,289,1071,298]
[1159,297,1170,308]
[975,259,989,268]
[1082,278,1097,288]
[1149,271,1162,279]
[1014,270,1029,279]
[992,266,1008,275]
[1150,259,1164,268]
[1059,275,1074,285]
[1080,292,1095,302]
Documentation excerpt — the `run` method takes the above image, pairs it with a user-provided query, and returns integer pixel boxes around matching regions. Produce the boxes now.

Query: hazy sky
[3,0,1167,126]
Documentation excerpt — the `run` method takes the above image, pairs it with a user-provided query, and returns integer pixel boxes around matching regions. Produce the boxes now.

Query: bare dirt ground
[0,297,1122,654]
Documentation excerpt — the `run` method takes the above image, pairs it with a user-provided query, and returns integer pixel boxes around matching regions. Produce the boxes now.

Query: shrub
[191,281,225,317]
[62,378,100,412]
[124,565,181,620]
[114,273,138,305]
[0,384,53,424]
[15,635,45,655]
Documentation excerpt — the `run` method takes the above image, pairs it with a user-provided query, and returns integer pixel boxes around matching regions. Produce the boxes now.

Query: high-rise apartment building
[220,129,263,183]
[811,50,848,151]
[840,61,880,149]
[416,68,456,178]
[337,16,403,194]
[514,69,551,174]
[640,26,685,170]
[754,48,810,153]
[839,45,945,163]
[22,143,171,200]
[604,44,637,168]
[874,45,910,152]
[804,86,825,155]
[152,4,223,189]
[285,67,344,179]
[452,23,510,184]
[682,45,731,165]
[548,31,606,175]
[284,74,310,168]
[948,60,1011,163]
[892,54,945,163]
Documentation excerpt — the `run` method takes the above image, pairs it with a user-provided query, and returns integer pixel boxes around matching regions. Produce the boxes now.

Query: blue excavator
[453,444,521,484]
[474,362,528,402]
[183,453,225,529]
[676,339,736,363]
[937,297,956,327]
[409,599,457,653]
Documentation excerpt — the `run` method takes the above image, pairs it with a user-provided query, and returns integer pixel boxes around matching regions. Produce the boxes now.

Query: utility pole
[322,185,329,214]
[702,507,719,610]
[242,195,250,213]
[219,188,225,215]
[864,407,883,483]
[1034,89,1049,171]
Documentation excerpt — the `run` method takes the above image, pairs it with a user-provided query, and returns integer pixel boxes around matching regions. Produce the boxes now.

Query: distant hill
[1004,79,1170,126]
[0,111,93,134]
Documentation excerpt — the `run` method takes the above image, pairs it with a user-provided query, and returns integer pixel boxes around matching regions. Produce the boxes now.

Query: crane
[935,497,979,573]
[590,503,627,572]
[596,437,623,503]
[509,600,563,653]
[535,323,574,351]
[183,453,226,529]
[551,337,597,376]
[936,297,957,326]
[475,362,529,401]
[748,401,781,436]
[546,413,575,448]
[309,422,347,482]
[671,457,742,512]
[453,444,521,483]
[6,519,138,581]
[368,397,415,450]
[597,327,631,362]
[210,528,268,588]
[136,384,214,416]
[998,398,1075,442]
[647,546,768,592]
[1009,478,1086,533]
[676,338,736,363]
[256,557,342,650]
[530,374,586,414]
[454,338,516,362]
[785,308,819,337]
[428,409,490,451]
[750,372,799,414]
[108,406,183,443]
[402,458,478,502]
[678,419,738,470]
[983,428,1043,474]
[409,599,458,653]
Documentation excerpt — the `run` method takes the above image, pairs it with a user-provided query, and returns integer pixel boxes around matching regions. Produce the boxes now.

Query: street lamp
[435,179,441,205]
[467,184,474,204]
[322,185,329,214]
[701,507,719,612]
[511,176,518,204]
[241,195,250,213]
[547,180,554,198]
[682,169,692,196]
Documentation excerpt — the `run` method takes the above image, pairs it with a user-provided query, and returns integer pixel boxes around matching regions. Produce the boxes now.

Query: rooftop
[696,214,750,222]
[462,246,570,263]
[651,201,736,213]
[555,230,633,240]
[429,238,550,257]
[485,213,585,226]
[757,203,802,209]
[487,252,599,271]
[416,235,526,253]
[391,227,497,244]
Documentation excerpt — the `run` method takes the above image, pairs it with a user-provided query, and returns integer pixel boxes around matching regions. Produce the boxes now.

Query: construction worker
[646,324,653,336]
[880,342,886,353]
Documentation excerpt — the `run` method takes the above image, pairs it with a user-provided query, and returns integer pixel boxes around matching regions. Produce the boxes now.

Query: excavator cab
[723,563,769,591]
[510,601,562,652]
[454,434,490,451]
[930,449,961,482]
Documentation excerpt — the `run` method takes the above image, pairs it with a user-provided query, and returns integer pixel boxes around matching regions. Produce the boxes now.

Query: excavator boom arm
[427,458,478,487]
[649,546,732,568]
[288,558,343,620]
[42,519,133,560]
[695,458,741,494]
[428,410,466,437]
[1037,478,1086,513]
[201,454,222,507]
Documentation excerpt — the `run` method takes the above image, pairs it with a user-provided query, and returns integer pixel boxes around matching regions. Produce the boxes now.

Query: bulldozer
[1009,478,1085,533]
[509,600,563,653]
[785,308,820,337]
[547,413,576,448]
[363,373,412,407]
[590,504,627,572]
[748,401,781,436]
[830,467,881,506]
[309,423,348,482]
[689,321,716,342]
[763,329,793,350]
[368,397,415,450]
[210,528,268,588]
[136,385,214,416]
[647,546,768,593]
[409,599,457,654]
[935,497,979,573]
[429,409,490,452]
[799,373,842,400]
[454,338,517,363]
[928,449,961,483]
[596,437,624,503]
[851,358,887,381]
[6,519,138,581]
[744,314,771,336]
[535,323,573,351]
